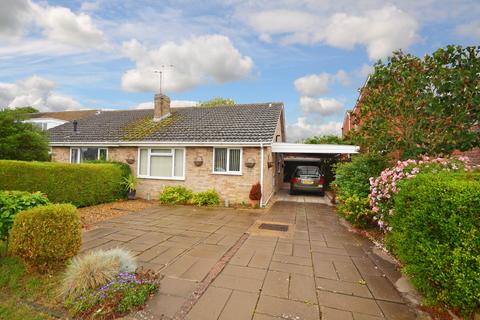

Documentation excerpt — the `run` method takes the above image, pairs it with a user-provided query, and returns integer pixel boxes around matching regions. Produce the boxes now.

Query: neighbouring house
[48,95,286,206]
[25,110,100,130]
[342,78,480,164]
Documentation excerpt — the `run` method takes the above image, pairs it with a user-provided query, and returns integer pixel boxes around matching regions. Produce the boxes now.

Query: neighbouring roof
[49,103,284,144]
[28,110,100,122]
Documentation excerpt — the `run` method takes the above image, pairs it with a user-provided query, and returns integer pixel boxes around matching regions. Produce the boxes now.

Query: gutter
[49,141,273,147]
[260,142,264,208]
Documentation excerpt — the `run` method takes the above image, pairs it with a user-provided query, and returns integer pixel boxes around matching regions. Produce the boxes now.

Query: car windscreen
[295,166,320,176]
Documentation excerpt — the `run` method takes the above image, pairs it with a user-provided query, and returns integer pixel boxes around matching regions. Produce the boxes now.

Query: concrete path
[273,189,330,204]
[81,201,420,320]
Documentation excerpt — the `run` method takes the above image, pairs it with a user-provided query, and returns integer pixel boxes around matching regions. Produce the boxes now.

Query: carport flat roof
[272,143,359,154]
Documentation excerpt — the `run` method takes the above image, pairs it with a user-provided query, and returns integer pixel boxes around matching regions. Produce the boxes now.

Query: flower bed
[65,270,159,319]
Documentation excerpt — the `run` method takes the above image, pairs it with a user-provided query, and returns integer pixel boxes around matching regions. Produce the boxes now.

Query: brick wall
[51,146,267,205]
[51,147,70,162]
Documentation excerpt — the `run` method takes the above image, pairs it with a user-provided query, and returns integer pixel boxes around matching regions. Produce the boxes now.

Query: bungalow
[49,94,286,206]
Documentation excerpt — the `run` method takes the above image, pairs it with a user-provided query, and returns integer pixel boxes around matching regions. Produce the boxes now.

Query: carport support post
[260,142,264,208]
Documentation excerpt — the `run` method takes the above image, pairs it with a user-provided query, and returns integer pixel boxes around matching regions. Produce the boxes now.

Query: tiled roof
[49,103,283,144]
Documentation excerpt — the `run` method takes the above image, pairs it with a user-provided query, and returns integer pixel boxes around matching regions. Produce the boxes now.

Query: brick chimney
[153,94,171,121]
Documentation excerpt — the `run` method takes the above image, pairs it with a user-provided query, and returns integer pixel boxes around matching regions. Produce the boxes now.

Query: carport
[271,143,359,199]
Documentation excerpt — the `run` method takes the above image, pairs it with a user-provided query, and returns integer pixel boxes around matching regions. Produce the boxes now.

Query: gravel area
[78,199,159,230]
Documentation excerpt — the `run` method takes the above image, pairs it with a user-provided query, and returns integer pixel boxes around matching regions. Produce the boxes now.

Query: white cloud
[358,63,374,78]
[0,0,106,51]
[121,35,254,92]
[0,0,32,39]
[0,76,82,112]
[294,73,331,97]
[246,5,419,60]
[132,100,198,109]
[294,70,350,97]
[300,97,344,115]
[335,70,350,86]
[456,21,480,39]
[33,4,106,48]
[286,117,342,142]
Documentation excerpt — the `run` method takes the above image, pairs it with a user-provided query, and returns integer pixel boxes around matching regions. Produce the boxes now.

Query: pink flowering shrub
[369,155,476,231]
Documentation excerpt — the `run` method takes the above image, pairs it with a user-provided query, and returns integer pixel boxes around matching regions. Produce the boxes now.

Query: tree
[304,135,351,145]
[200,97,235,107]
[0,108,50,161]
[352,45,480,159]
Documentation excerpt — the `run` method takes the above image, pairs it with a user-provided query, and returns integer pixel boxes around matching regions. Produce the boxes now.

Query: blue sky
[1,0,479,141]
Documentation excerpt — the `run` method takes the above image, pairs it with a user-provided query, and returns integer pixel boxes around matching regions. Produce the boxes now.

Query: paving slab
[256,295,320,320]
[83,201,419,320]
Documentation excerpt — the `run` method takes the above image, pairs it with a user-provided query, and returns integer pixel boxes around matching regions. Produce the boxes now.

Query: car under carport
[271,143,360,198]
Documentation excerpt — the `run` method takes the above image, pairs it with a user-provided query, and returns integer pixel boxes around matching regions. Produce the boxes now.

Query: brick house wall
[51,145,274,205]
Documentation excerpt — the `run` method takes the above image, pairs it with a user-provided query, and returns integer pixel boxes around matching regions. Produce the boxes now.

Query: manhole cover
[259,223,289,232]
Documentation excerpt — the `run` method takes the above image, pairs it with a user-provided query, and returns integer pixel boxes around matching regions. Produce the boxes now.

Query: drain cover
[259,223,289,232]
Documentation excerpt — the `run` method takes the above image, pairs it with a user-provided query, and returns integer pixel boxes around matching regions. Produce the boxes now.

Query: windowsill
[137,175,185,181]
[211,171,243,176]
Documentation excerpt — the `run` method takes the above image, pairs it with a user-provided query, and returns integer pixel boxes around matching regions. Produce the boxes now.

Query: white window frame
[69,147,108,163]
[212,147,243,175]
[70,147,80,164]
[137,147,186,180]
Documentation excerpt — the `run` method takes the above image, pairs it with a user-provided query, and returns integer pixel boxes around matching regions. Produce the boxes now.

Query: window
[213,148,242,174]
[70,147,108,163]
[138,148,185,179]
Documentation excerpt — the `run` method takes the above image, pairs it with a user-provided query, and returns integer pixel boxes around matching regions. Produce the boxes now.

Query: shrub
[191,189,221,206]
[159,185,193,204]
[65,270,159,318]
[390,171,480,315]
[0,160,131,207]
[249,182,262,200]
[62,248,137,298]
[332,154,389,198]
[0,191,50,241]
[369,155,474,231]
[332,154,388,227]
[104,248,137,272]
[336,194,373,228]
[62,250,120,298]
[9,204,82,273]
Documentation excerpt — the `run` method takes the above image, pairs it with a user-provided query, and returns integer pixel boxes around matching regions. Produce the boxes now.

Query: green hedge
[0,160,130,207]
[391,171,480,315]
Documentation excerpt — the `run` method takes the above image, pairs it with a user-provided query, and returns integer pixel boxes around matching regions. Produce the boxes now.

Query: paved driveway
[81,202,420,320]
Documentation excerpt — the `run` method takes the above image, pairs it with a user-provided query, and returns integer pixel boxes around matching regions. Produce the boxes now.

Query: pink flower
[372,207,379,213]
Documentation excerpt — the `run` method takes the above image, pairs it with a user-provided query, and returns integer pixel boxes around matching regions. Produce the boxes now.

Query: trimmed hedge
[0,160,130,207]
[390,171,480,315]
[10,204,82,273]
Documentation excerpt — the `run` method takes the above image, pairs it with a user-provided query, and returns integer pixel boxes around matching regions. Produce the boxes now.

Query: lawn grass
[0,248,66,320]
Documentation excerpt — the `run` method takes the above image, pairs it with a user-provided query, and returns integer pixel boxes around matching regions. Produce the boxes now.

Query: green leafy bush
[336,194,373,228]
[9,204,82,273]
[332,154,388,227]
[191,189,221,207]
[0,160,131,207]
[390,171,480,315]
[332,154,389,198]
[159,185,193,204]
[0,191,50,241]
